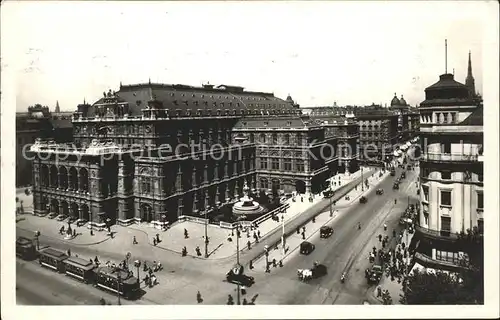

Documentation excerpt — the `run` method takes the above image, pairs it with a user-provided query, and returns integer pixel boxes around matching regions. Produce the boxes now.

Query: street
[241,165,419,305]
[15,166,418,305]
[16,259,151,305]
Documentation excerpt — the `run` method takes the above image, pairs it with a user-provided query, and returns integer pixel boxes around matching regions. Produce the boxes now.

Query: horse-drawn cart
[297,262,327,282]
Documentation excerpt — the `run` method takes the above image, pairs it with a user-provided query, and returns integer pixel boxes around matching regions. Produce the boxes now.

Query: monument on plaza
[232,181,265,217]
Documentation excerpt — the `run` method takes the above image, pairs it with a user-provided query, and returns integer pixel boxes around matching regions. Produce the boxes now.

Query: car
[393,183,399,190]
[407,165,412,171]
[300,241,315,255]
[368,265,383,284]
[359,196,367,204]
[376,189,384,195]
[401,172,406,179]
[390,168,396,176]
[226,264,255,287]
[323,190,334,198]
[320,226,334,238]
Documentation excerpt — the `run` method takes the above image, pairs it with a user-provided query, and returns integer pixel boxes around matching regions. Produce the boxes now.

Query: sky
[1,1,489,112]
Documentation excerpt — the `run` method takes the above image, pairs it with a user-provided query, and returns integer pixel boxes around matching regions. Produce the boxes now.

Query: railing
[415,224,459,240]
[423,152,479,162]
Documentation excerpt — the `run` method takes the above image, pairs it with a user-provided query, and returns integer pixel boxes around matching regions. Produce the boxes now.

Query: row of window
[250,133,303,146]
[260,159,304,172]
[422,186,483,209]
[420,168,483,182]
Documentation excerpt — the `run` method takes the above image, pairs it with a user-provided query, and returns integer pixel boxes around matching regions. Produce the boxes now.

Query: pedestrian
[301,232,305,240]
[242,298,248,305]
[196,246,201,256]
[143,262,148,271]
[378,234,382,242]
[302,226,306,233]
[296,227,300,235]
[249,260,253,269]
[247,241,251,250]
[197,291,203,303]
[383,223,387,231]
[133,236,138,244]
[73,228,77,237]
[67,248,71,256]
[257,230,261,238]
[272,258,277,267]
[279,260,283,267]
[184,228,189,239]
[227,294,234,305]
[376,286,382,297]
[156,233,160,243]
[153,238,157,246]
[60,226,65,235]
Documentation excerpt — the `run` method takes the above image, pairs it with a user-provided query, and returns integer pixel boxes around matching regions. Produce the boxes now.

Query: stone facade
[30,83,344,228]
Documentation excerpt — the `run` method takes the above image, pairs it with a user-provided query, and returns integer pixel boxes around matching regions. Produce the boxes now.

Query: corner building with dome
[411,51,483,272]
[29,82,348,229]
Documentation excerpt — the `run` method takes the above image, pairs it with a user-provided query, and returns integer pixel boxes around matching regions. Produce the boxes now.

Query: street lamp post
[281,210,286,257]
[134,260,141,285]
[235,222,241,305]
[90,212,94,236]
[204,207,209,258]
[361,167,364,191]
[117,271,122,306]
[34,231,40,250]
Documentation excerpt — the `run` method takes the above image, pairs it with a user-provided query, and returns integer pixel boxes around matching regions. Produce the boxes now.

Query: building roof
[426,73,467,90]
[86,83,296,118]
[458,105,483,126]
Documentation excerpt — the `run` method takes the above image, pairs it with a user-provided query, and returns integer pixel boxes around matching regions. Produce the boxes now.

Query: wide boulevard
[241,164,419,304]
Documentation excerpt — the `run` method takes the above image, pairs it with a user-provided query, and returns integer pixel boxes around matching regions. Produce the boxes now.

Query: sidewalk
[250,170,390,272]
[371,228,415,305]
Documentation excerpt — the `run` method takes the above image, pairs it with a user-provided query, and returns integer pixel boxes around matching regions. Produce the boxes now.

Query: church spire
[465,50,476,98]
[55,100,60,113]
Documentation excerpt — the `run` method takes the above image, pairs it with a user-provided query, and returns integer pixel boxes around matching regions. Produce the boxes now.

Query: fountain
[232,181,265,217]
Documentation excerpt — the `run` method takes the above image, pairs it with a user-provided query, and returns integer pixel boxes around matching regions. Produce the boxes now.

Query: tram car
[16,236,37,260]
[38,248,69,272]
[95,266,140,300]
[63,256,96,284]
[33,246,140,299]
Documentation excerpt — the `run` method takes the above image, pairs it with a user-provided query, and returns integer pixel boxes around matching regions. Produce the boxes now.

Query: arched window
[272,133,278,145]
[260,133,266,143]
[142,177,151,194]
[296,133,302,146]
[284,134,290,145]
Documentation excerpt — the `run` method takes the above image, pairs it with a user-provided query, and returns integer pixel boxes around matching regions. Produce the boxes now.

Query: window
[284,159,292,171]
[440,190,452,206]
[260,159,268,170]
[441,143,451,154]
[477,219,484,234]
[260,134,266,143]
[477,192,484,209]
[441,171,451,180]
[296,160,304,172]
[296,133,303,146]
[142,178,151,195]
[249,133,255,143]
[436,250,460,264]
[271,158,279,170]
[284,134,290,145]
[422,185,429,202]
[264,121,268,127]
[272,133,278,145]
[287,121,292,126]
[440,216,451,232]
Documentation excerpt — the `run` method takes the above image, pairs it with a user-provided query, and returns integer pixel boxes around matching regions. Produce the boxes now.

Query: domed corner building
[388,93,420,143]
[29,82,341,231]
[410,51,484,275]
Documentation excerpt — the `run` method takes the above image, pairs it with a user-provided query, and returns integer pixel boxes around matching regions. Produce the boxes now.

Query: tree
[400,228,483,304]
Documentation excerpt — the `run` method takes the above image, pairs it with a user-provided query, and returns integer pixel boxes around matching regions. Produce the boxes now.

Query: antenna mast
[445,39,448,74]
